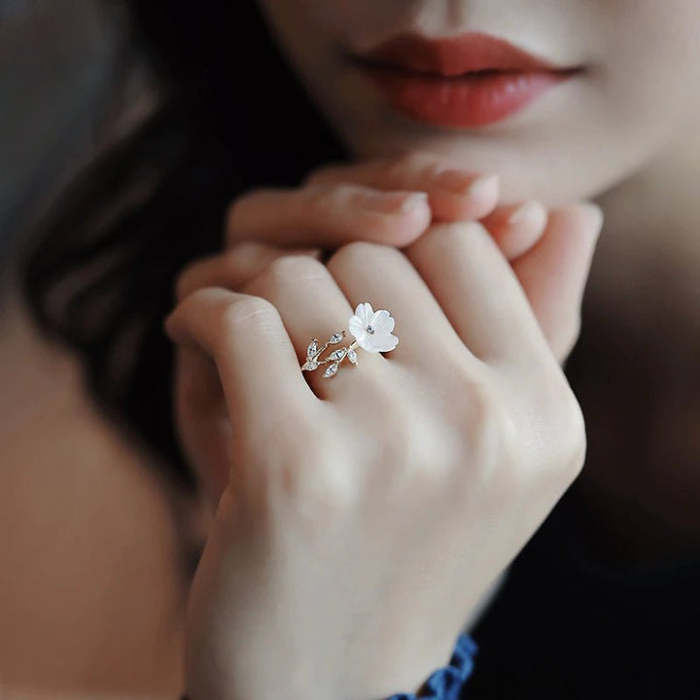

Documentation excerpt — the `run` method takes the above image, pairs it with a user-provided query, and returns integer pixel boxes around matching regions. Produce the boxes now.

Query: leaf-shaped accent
[323,362,339,378]
[307,340,319,358]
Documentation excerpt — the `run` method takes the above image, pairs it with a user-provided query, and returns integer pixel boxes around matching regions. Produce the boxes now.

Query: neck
[568,118,700,568]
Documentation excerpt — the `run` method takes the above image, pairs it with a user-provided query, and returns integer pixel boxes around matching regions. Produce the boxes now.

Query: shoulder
[0,295,190,694]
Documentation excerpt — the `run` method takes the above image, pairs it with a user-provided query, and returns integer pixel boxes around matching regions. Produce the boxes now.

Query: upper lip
[357,31,570,77]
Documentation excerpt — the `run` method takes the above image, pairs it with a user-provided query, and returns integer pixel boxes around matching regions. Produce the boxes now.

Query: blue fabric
[386,633,477,699]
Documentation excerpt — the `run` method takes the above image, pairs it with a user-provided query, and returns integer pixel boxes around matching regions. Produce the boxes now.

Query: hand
[183,151,598,362]
[174,152,603,506]
[165,169,602,699]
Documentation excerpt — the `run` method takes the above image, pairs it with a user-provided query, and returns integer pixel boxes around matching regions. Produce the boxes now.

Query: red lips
[357,32,577,128]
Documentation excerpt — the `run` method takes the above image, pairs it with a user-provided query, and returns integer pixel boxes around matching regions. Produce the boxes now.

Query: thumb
[512,203,604,365]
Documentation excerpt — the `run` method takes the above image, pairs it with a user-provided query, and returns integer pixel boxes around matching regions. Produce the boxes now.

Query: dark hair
[20,1,347,490]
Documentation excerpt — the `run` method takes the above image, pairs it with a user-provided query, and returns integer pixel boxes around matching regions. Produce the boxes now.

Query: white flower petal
[357,334,377,352]
[373,333,399,352]
[355,302,374,326]
[371,309,395,334]
[348,315,365,340]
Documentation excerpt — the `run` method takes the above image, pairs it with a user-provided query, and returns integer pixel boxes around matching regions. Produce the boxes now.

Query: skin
[3,1,692,697]
[0,0,688,698]
[256,0,700,205]
[165,2,700,697]
[166,214,600,699]
[247,0,700,559]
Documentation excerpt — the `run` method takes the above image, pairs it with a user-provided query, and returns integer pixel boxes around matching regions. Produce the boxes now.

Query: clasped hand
[164,151,603,700]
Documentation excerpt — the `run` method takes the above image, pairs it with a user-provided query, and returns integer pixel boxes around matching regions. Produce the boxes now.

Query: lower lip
[366,68,572,128]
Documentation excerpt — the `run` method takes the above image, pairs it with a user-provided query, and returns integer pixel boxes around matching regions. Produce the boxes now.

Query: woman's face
[255,0,700,204]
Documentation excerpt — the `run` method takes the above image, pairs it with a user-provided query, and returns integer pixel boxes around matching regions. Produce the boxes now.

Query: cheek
[596,1,700,125]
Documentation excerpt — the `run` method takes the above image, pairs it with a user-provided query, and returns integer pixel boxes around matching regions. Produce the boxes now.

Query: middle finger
[325,241,469,368]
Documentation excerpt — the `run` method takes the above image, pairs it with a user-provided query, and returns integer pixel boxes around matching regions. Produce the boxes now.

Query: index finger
[165,288,316,420]
[306,151,500,222]
[226,183,431,248]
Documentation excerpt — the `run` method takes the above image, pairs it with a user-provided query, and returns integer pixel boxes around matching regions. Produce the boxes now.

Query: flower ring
[301,302,399,378]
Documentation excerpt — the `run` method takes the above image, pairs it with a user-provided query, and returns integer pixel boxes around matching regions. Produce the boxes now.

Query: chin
[318,74,661,206]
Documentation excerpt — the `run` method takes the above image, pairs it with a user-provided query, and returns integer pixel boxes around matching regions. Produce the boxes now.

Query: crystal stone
[302,359,318,371]
[329,332,343,344]
[307,340,319,358]
[323,362,339,378]
[347,348,358,364]
[330,348,347,361]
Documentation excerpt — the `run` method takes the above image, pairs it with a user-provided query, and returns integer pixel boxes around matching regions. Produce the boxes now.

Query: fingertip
[552,202,604,231]
[396,191,433,241]
[398,190,430,215]
[378,191,432,246]
[483,200,548,260]
[466,173,500,200]
[507,200,548,231]
[430,173,500,221]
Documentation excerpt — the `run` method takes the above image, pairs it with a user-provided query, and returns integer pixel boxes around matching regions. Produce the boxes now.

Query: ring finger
[240,254,387,400]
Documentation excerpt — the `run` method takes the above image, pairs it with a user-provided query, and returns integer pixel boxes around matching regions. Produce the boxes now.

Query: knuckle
[363,401,453,496]
[536,373,588,485]
[440,220,490,246]
[218,294,280,334]
[303,464,359,517]
[224,194,248,240]
[558,391,588,480]
[261,253,329,290]
[452,370,516,475]
[326,240,384,272]
[409,221,489,260]
[381,417,419,467]
[555,311,582,362]
[279,449,360,526]
[457,373,529,500]
[473,384,518,468]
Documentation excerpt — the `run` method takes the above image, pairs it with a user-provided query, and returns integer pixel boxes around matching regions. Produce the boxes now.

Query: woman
[16,1,700,698]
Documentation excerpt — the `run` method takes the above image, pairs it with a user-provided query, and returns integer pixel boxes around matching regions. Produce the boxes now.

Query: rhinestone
[330,348,347,361]
[302,359,318,371]
[347,348,357,364]
[366,325,375,334]
[323,362,339,378]
[306,340,319,358]
[329,332,343,344]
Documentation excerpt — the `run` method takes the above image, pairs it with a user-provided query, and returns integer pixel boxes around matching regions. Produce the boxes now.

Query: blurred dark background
[0,0,146,275]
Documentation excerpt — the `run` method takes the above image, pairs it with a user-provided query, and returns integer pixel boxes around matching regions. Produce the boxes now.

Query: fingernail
[508,200,546,226]
[398,191,429,214]
[434,169,477,193]
[465,173,499,198]
[361,190,428,214]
